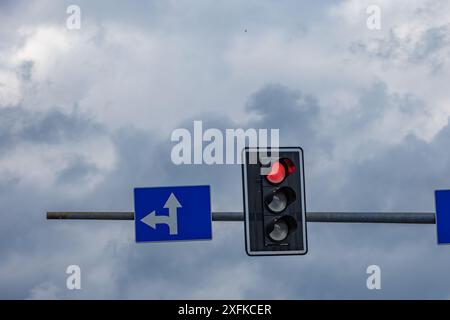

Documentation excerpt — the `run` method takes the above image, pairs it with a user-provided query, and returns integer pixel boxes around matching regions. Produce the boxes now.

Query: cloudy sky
[1,0,450,299]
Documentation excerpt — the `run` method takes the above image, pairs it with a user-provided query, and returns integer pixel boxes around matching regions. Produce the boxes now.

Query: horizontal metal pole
[46,211,244,221]
[47,212,135,220]
[211,212,244,221]
[306,212,435,224]
[47,211,436,224]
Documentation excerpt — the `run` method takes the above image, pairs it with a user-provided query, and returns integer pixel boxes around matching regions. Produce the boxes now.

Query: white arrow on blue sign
[435,190,450,245]
[134,185,212,242]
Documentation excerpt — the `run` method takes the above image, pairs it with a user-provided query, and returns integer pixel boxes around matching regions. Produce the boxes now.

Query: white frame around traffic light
[242,147,308,256]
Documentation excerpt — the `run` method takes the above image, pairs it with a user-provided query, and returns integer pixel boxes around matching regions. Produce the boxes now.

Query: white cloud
[0,70,21,107]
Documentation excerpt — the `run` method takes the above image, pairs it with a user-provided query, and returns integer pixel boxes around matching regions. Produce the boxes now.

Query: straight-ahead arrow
[163,193,182,235]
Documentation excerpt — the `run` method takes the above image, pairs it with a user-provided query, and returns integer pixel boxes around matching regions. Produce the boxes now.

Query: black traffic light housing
[242,147,307,256]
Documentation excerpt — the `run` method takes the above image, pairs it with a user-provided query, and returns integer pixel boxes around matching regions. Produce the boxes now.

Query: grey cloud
[56,156,100,185]
[16,61,34,82]
[350,23,450,70]
[0,106,112,298]
[0,0,18,10]
[0,107,104,154]
[246,83,320,143]
[23,108,104,144]
[414,26,450,60]
[340,123,450,212]
[335,81,428,135]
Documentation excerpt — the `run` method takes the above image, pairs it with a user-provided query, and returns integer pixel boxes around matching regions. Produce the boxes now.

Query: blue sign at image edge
[435,190,450,245]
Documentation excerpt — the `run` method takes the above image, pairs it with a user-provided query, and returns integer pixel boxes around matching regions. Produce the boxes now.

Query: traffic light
[242,147,307,256]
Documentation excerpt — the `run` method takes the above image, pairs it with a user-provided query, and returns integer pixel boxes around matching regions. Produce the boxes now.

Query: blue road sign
[435,190,450,245]
[134,185,212,242]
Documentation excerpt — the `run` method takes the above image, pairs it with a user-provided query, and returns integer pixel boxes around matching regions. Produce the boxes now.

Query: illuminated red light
[284,158,296,175]
[266,161,286,184]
